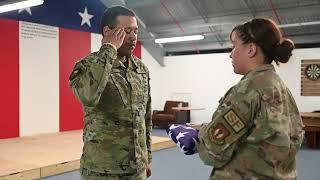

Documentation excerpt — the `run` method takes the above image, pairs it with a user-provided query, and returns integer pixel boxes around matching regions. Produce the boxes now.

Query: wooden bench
[301,112,320,149]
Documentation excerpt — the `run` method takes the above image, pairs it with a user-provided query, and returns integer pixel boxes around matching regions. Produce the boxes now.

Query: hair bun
[274,39,295,63]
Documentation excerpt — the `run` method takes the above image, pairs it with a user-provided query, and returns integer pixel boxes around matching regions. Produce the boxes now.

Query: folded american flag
[166,124,199,155]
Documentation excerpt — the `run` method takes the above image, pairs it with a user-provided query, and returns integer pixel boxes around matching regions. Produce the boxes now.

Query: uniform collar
[243,64,275,79]
[128,55,139,70]
[113,55,139,70]
[253,64,274,72]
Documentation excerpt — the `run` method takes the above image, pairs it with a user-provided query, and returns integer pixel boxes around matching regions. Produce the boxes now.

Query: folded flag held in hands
[166,124,199,155]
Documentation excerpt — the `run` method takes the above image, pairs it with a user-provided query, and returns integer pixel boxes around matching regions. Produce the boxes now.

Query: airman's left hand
[146,164,152,178]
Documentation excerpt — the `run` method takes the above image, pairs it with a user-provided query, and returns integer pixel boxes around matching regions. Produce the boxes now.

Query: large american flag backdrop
[0,0,142,139]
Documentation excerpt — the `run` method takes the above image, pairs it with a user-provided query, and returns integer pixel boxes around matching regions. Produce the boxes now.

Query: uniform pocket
[139,73,149,104]
[110,73,129,106]
[131,71,149,105]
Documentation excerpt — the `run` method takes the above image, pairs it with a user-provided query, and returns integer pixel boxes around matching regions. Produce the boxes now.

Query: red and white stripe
[0,18,141,139]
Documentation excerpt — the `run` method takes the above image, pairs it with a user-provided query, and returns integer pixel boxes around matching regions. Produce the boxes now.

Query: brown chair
[152,100,189,128]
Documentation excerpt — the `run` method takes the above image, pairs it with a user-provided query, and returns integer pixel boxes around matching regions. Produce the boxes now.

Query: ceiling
[101,0,320,65]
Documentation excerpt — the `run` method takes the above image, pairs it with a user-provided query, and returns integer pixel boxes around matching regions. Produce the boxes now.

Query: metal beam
[147,4,320,32]
[125,0,160,8]
[209,26,224,46]
[279,21,320,28]
[190,0,209,23]
[190,0,224,46]
[148,15,248,32]
[241,0,256,17]
[163,33,320,53]
[142,41,165,66]
[164,41,232,52]
[289,34,320,44]
[100,0,126,7]
[216,0,225,9]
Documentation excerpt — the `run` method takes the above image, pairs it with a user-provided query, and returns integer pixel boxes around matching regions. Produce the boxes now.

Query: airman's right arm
[69,44,117,107]
[69,26,125,107]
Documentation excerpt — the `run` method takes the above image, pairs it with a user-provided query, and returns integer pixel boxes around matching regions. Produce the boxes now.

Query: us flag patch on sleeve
[223,110,245,133]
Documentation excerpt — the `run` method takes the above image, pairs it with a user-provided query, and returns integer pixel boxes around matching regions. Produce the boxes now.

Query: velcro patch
[210,123,230,145]
[223,110,245,133]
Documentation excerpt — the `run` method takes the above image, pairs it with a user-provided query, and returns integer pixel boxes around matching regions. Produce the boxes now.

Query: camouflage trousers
[81,168,147,180]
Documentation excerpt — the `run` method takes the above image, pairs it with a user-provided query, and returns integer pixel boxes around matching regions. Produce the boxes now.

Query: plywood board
[0,130,174,179]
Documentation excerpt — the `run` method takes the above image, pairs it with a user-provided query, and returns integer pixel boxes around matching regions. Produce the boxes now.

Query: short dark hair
[100,6,136,35]
[231,18,295,64]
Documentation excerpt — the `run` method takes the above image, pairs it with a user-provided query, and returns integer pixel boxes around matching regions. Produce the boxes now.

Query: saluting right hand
[101,26,126,49]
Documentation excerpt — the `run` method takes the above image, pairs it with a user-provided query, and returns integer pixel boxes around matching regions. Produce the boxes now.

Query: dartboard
[305,64,320,81]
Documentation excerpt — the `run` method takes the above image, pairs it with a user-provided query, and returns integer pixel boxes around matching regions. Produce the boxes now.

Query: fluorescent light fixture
[0,0,44,14]
[155,35,204,44]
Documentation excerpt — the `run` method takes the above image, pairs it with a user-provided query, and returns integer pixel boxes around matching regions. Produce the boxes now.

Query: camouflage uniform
[69,44,152,179]
[198,64,304,180]
[81,168,146,180]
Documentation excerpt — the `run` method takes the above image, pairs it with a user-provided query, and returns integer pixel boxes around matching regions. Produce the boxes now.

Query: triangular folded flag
[166,124,199,155]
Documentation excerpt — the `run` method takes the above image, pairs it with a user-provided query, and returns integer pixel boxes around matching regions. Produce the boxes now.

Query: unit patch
[210,123,230,145]
[223,110,245,133]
